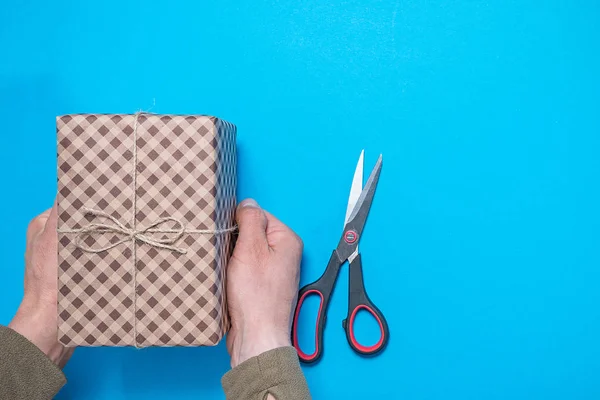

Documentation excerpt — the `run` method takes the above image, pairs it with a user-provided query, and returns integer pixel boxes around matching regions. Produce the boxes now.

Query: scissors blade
[335,154,382,262]
[345,150,364,226]
[346,154,382,233]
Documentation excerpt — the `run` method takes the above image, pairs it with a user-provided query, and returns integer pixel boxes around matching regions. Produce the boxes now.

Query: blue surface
[1,1,599,399]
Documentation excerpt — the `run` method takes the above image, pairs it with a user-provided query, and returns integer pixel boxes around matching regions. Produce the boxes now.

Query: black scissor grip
[292,250,343,363]
[342,253,390,356]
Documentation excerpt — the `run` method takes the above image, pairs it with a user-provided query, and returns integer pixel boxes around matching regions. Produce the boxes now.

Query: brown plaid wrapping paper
[56,113,236,347]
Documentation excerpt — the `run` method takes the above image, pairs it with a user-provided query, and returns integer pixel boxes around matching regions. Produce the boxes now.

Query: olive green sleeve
[0,325,66,399]
[221,346,311,400]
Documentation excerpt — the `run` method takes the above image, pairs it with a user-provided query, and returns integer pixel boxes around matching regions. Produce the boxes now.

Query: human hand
[226,199,303,367]
[9,202,74,367]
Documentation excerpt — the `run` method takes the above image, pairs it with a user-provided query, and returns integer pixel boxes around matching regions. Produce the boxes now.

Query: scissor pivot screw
[344,230,358,244]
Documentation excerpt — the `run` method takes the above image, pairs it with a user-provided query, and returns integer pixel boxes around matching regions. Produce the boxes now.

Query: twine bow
[74,208,189,254]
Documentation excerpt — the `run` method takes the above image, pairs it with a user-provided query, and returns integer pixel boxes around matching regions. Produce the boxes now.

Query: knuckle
[283,229,303,253]
[292,233,304,251]
[27,216,45,236]
[30,226,53,254]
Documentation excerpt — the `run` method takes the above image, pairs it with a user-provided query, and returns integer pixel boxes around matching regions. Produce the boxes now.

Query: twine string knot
[74,208,188,254]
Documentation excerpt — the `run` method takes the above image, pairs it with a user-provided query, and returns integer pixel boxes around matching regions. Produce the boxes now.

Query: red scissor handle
[342,254,389,356]
[292,251,343,363]
[292,252,389,362]
[292,288,326,363]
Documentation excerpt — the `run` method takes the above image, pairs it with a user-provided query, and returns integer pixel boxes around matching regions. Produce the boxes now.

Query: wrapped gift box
[57,113,236,347]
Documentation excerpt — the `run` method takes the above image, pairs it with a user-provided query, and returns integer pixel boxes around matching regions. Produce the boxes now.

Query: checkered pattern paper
[57,114,236,347]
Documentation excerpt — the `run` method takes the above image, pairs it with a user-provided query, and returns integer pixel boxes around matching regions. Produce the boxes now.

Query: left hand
[9,202,74,367]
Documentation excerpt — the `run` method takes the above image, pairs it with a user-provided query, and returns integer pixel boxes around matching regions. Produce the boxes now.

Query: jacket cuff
[0,325,66,399]
[221,346,311,400]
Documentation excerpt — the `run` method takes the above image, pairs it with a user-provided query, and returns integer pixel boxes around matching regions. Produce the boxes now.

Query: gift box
[56,113,237,347]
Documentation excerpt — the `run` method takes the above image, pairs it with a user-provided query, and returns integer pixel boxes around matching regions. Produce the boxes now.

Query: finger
[26,207,52,243]
[40,201,58,242]
[263,210,303,252]
[235,198,268,247]
[263,210,290,235]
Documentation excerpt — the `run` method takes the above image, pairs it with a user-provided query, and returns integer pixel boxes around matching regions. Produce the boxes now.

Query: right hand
[226,199,303,367]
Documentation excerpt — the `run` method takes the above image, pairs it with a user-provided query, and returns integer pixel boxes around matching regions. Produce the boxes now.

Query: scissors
[292,150,389,363]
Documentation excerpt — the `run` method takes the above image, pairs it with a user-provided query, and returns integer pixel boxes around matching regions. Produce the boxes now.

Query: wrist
[9,306,69,367]
[230,327,291,368]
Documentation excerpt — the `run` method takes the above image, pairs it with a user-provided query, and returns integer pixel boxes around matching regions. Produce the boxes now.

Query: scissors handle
[292,250,343,363]
[342,253,389,356]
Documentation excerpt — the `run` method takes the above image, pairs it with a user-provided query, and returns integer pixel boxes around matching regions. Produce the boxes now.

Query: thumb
[41,200,58,238]
[235,199,268,248]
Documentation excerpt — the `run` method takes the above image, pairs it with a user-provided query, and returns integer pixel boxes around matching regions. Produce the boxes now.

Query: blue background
[1,1,599,399]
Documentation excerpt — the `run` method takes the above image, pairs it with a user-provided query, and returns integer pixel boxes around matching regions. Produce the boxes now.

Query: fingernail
[240,199,259,208]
